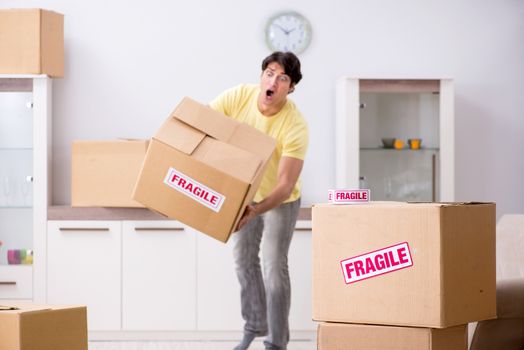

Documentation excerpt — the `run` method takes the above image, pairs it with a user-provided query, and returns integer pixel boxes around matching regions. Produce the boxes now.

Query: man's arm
[237,156,304,230]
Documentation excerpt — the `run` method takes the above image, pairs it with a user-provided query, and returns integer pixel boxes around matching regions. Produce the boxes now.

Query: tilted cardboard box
[71,140,148,208]
[0,9,64,77]
[0,303,87,350]
[317,322,467,350]
[133,97,276,242]
[312,202,496,328]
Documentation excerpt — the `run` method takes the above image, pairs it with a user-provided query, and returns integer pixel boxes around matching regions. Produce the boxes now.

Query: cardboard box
[0,9,64,77]
[312,202,496,328]
[133,97,276,242]
[0,303,87,350]
[317,322,467,350]
[72,140,148,207]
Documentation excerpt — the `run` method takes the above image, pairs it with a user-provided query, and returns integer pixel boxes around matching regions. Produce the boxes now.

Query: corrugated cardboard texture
[134,139,250,242]
[71,140,148,208]
[0,313,20,349]
[317,322,467,350]
[312,202,496,328]
[133,97,276,242]
[0,9,64,77]
[440,204,497,326]
[0,303,87,350]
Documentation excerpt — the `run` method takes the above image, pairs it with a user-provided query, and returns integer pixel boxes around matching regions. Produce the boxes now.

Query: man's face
[259,62,294,107]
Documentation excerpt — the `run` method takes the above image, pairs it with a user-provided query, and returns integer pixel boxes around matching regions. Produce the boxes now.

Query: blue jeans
[232,199,301,350]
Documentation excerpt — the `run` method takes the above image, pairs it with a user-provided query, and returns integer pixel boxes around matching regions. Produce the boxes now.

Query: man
[209,51,309,350]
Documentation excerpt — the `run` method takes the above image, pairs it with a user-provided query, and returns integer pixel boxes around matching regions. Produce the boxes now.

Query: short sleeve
[209,84,246,117]
[282,117,309,160]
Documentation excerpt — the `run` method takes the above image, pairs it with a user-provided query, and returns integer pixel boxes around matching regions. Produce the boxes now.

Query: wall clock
[265,11,312,55]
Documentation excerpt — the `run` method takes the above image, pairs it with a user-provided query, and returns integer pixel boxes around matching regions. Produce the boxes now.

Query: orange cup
[408,138,421,150]
[393,139,404,149]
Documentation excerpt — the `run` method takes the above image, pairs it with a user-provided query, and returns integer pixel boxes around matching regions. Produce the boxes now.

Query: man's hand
[235,157,304,232]
[236,204,258,231]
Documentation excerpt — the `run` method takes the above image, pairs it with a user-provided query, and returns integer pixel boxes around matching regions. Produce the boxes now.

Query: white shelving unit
[336,77,454,202]
[0,75,52,302]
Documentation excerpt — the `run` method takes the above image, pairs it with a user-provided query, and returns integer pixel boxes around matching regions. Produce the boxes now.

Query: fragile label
[328,189,370,204]
[340,242,413,284]
[164,167,225,212]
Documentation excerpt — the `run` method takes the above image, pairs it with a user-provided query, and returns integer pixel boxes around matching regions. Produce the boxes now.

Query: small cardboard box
[0,9,64,77]
[72,140,148,208]
[317,322,467,350]
[0,303,87,350]
[312,202,496,328]
[133,97,276,242]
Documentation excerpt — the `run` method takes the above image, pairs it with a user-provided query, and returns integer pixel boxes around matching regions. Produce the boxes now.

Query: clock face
[265,11,312,55]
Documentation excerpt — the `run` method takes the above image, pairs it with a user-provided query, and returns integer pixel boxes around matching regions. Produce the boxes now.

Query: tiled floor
[89,340,316,350]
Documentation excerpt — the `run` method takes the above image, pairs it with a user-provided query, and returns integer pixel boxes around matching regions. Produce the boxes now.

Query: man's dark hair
[261,51,302,85]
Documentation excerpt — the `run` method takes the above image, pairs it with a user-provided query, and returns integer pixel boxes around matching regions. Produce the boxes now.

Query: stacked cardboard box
[312,202,497,349]
[0,9,64,77]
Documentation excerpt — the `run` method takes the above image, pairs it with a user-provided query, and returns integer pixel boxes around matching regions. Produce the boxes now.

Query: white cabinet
[0,265,32,299]
[196,221,314,331]
[336,78,454,201]
[196,231,242,331]
[0,75,52,302]
[122,220,196,330]
[45,216,313,335]
[47,220,122,331]
[47,219,197,332]
[288,222,315,331]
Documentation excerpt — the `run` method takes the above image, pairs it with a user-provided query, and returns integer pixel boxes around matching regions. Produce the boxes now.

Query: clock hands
[274,23,296,35]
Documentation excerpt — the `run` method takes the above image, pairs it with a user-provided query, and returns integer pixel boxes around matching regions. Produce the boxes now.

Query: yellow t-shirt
[209,84,309,203]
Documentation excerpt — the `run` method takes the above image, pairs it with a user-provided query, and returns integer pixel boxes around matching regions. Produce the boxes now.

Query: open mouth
[266,89,274,97]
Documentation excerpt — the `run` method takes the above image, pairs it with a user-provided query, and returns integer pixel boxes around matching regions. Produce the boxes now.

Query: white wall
[3,0,523,218]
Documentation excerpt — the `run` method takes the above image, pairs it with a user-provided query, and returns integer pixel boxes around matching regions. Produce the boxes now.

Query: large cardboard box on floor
[312,202,496,328]
[317,322,467,350]
[71,140,148,207]
[0,9,64,77]
[133,97,276,242]
[0,303,87,350]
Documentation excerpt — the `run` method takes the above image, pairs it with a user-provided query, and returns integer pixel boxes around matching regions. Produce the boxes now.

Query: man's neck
[257,94,286,117]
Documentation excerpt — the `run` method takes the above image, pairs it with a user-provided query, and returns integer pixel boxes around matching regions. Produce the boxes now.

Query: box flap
[174,97,239,142]
[155,114,206,155]
[229,123,277,167]
[192,137,262,183]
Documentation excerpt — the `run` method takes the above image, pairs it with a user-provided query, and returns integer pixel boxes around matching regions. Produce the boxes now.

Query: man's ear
[288,83,296,94]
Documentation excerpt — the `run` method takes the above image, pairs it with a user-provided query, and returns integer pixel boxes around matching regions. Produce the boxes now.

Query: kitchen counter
[48,205,312,221]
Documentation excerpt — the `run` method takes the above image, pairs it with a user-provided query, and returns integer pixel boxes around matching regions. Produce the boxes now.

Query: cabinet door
[0,87,33,266]
[47,220,121,331]
[196,231,242,331]
[0,265,32,299]
[122,221,196,330]
[288,221,315,330]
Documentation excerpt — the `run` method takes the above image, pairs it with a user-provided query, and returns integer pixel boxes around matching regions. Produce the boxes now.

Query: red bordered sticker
[340,242,413,284]
[328,189,370,204]
[164,167,225,212]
